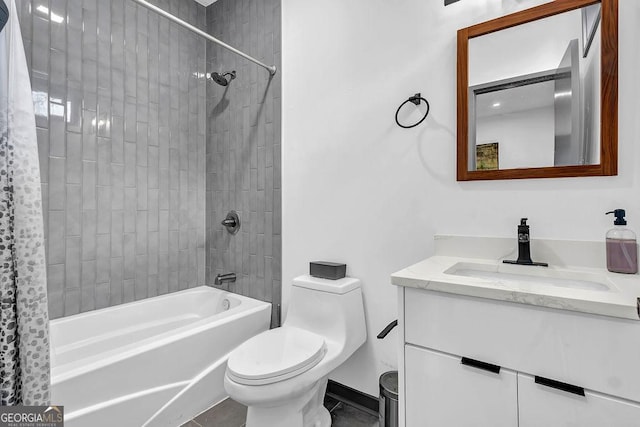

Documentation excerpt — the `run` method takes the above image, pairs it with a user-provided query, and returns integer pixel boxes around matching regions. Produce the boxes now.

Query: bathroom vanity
[392,236,640,427]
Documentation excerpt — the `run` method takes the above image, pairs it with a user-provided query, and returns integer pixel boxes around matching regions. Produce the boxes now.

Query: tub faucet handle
[221,211,241,235]
[221,218,236,227]
[215,273,237,286]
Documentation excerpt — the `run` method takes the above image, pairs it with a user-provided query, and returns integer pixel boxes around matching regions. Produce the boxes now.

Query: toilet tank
[284,275,366,352]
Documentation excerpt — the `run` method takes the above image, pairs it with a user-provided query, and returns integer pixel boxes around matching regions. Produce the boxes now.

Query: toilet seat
[227,326,327,386]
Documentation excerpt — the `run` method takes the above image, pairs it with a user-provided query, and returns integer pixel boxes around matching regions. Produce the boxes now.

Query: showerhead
[208,70,236,87]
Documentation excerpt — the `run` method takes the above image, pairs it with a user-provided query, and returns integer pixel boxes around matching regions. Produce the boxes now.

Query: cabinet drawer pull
[534,376,585,396]
[460,357,501,374]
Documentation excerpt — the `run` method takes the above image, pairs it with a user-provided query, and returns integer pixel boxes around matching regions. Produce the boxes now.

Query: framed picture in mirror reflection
[476,142,499,171]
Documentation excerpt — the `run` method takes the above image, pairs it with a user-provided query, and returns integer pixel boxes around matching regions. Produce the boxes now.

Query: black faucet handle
[503,217,548,267]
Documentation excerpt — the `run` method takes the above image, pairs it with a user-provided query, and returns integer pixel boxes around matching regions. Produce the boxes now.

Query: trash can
[379,371,398,427]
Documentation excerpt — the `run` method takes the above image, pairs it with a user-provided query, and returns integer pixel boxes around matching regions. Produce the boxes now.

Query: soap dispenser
[605,209,638,274]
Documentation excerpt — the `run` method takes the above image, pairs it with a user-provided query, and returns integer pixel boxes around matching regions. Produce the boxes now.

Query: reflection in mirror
[467,5,601,172]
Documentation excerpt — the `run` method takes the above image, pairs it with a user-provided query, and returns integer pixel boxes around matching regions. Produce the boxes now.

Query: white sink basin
[445,262,612,292]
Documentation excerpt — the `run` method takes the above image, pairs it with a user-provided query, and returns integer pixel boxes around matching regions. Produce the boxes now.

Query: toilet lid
[227,326,327,386]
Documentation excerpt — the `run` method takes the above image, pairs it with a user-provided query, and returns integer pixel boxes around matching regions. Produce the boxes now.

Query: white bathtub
[50,286,271,427]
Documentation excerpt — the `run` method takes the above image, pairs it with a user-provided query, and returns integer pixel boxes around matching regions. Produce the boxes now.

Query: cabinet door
[405,345,518,427]
[518,373,640,427]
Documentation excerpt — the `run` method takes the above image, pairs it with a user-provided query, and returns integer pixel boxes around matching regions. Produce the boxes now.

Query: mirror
[457,0,618,181]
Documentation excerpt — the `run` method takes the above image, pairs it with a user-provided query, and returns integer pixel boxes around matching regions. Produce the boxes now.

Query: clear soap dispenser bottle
[606,209,638,274]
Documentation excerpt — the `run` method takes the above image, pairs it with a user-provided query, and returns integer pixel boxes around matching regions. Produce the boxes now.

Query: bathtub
[50,286,271,427]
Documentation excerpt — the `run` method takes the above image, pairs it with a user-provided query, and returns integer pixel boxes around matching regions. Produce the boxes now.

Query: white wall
[282,0,640,395]
[476,106,555,169]
[469,8,581,86]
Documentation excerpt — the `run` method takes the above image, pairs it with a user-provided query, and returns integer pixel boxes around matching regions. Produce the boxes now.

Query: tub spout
[215,273,236,286]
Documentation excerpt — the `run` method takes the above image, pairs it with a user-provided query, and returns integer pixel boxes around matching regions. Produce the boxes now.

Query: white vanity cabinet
[405,345,518,427]
[517,373,640,427]
[400,287,640,427]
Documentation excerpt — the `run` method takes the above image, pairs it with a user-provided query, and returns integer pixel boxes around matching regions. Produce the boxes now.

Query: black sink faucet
[503,218,548,267]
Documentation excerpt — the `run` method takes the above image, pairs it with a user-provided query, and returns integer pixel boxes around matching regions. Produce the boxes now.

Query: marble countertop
[391,255,640,321]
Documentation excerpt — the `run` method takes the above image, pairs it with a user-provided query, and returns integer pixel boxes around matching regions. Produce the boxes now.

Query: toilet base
[244,376,330,427]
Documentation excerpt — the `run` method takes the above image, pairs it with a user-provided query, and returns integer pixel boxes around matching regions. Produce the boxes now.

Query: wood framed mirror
[457,0,618,181]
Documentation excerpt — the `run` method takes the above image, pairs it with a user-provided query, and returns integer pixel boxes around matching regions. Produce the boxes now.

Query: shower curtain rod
[130,0,277,76]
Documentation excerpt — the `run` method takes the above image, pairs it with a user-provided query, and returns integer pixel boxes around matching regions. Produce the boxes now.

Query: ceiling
[476,80,556,118]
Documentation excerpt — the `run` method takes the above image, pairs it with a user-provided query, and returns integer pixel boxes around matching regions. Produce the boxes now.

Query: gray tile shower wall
[16,0,207,318]
[205,0,281,325]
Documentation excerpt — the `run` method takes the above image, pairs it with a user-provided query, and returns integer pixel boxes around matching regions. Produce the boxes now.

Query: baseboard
[326,380,379,417]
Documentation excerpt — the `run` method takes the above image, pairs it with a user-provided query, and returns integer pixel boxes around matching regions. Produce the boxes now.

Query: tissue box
[309,261,347,280]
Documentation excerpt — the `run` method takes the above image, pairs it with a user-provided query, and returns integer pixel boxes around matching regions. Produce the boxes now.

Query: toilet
[224,274,367,427]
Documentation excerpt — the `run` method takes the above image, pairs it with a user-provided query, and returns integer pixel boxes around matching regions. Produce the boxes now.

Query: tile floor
[324,395,379,427]
[182,394,379,427]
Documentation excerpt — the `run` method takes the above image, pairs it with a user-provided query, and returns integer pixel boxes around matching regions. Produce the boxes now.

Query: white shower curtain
[0,0,50,406]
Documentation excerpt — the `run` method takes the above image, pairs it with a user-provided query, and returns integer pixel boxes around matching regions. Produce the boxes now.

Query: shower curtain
[0,0,50,406]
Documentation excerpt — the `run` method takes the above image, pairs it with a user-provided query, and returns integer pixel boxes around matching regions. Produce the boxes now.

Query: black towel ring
[395,93,430,129]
